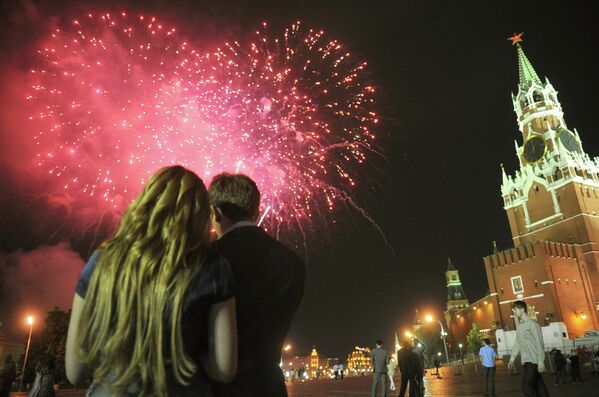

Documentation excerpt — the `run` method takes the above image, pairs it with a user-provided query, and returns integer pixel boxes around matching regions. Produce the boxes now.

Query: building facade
[346,346,372,375]
[446,34,599,346]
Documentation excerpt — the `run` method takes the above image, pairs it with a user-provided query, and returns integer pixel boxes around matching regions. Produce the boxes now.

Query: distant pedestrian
[370,339,388,397]
[479,338,497,396]
[433,357,440,376]
[0,355,16,397]
[28,363,43,397]
[387,356,397,391]
[553,350,566,385]
[28,363,55,397]
[508,300,550,397]
[397,341,419,397]
[569,351,582,383]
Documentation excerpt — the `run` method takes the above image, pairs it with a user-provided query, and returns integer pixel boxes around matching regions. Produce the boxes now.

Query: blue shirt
[479,344,497,368]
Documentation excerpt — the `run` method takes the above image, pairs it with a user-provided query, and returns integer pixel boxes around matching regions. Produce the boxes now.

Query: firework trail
[27,13,382,240]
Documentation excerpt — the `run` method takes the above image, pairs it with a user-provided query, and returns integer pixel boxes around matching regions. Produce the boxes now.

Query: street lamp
[425,315,450,365]
[405,331,427,351]
[19,315,34,392]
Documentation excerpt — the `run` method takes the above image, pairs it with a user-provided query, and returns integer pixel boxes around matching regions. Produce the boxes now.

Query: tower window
[533,91,543,103]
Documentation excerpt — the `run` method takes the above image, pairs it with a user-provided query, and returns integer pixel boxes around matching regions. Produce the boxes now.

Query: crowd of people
[369,300,598,397]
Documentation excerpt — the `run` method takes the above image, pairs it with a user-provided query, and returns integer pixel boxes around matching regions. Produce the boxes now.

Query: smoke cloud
[0,242,84,338]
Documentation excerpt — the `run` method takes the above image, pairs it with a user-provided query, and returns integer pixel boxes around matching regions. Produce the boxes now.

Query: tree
[467,323,482,355]
[414,325,445,365]
[25,307,71,385]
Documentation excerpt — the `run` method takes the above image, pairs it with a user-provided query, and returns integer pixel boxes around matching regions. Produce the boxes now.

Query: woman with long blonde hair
[65,165,237,396]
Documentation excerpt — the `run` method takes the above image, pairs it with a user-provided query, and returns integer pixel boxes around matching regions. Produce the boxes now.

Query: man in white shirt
[479,338,497,396]
[507,300,550,397]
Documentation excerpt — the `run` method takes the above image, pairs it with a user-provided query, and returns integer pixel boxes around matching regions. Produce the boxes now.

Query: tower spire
[447,256,455,271]
[445,258,469,310]
[508,32,541,89]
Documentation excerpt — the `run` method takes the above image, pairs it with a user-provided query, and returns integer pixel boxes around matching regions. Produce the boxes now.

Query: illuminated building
[347,346,372,374]
[310,345,320,378]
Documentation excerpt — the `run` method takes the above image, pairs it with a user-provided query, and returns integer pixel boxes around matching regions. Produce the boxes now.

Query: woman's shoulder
[187,249,234,303]
[75,250,102,298]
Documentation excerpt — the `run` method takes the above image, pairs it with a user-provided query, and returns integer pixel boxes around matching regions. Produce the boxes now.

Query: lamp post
[425,315,450,365]
[19,315,34,392]
[405,331,427,351]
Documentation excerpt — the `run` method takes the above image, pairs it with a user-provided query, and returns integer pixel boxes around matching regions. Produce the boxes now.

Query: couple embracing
[65,166,305,397]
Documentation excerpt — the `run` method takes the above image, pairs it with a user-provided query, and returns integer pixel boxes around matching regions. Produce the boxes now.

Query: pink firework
[27,14,380,235]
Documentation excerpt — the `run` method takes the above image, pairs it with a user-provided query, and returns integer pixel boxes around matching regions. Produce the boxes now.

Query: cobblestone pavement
[287,370,599,396]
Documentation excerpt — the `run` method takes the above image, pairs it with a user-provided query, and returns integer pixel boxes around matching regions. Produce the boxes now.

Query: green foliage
[414,325,445,364]
[467,323,482,354]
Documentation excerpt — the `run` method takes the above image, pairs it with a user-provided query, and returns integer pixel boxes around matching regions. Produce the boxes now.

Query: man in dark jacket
[397,341,420,397]
[553,349,566,385]
[209,173,306,397]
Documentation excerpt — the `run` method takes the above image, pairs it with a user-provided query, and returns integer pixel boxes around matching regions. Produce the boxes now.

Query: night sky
[1,1,598,359]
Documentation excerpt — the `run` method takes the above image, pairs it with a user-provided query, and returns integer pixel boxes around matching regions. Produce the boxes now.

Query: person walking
[433,357,440,377]
[387,355,397,391]
[479,338,497,397]
[208,173,305,397]
[552,350,566,385]
[65,166,238,397]
[569,351,582,384]
[397,341,419,397]
[370,340,388,397]
[508,300,550,397]
[0,355,16,397]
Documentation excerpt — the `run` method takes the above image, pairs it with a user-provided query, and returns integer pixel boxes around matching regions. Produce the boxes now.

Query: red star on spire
[507,32,524,46]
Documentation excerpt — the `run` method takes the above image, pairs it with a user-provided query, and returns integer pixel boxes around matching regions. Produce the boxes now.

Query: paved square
[287,369,599,396]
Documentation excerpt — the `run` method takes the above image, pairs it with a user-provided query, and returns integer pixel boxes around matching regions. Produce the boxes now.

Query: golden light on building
[347,346,372,375]
[310,346,320,378]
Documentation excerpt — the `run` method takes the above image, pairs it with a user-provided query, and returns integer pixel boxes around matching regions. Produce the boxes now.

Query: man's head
[401,340,412,350]
[208,173,261,237]
[483,338,491,346]
[375,339,383,347]
[512,300,527,319]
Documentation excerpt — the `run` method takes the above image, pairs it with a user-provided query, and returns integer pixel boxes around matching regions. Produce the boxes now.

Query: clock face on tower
[557,127,582,153]
[523,135,546,163]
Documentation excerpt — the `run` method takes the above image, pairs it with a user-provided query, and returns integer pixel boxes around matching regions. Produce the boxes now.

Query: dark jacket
[397,348,420,377]
[554,351,566,369]
[212,226,305,397]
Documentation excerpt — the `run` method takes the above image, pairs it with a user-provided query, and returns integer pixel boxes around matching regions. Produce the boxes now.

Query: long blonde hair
[78,165,211,396]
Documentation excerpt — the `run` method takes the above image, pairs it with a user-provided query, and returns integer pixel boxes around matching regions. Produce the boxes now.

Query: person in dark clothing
[433,357,440,376]
[569,351,582,383]
[0,355,16,397]
[208,173,306,397]
[397,341,420,397]
[553,350,566,385]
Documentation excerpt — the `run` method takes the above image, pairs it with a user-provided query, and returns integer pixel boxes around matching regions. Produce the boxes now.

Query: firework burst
[27,13,381,239]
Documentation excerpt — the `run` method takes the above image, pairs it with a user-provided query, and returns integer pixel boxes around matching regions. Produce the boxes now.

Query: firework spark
[27,13,380,238]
